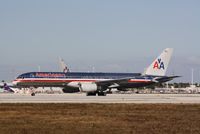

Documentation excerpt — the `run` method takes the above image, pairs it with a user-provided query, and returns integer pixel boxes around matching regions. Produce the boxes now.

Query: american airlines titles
[35,73,66,78]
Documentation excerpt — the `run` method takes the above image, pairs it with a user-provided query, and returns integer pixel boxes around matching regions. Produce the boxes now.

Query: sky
[0,0,200,82]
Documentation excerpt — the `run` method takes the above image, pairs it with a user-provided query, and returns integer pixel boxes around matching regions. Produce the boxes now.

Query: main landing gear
[31,92,36,96]
[86,91,106,96]
[97,92,106,96]
[86,92,97,96]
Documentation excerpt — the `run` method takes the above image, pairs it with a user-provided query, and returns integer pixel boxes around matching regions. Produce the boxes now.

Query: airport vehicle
[12,48,178,96]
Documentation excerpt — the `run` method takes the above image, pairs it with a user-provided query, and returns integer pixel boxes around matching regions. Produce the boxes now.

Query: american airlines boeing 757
[12,48,179,96]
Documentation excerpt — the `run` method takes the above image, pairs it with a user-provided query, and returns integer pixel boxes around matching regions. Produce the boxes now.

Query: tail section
[3,84,14,92]
[1,81,14,93]
[59,57,70,73]
[144,48,173,76]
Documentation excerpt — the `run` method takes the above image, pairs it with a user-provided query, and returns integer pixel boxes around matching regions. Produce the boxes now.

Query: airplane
[12,48,179,96]
[0,81,18,93]
[0,58,70,95]
[59,57,70,73]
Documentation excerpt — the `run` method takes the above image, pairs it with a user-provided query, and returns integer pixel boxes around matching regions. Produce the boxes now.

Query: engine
[79,83,98,92]
[62,87,80,93]
[117,88,129,91]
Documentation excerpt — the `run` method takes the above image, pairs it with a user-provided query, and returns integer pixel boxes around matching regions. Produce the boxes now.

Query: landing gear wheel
[98,92,106,96]
[31,93,35,96]
[86,92,96,96]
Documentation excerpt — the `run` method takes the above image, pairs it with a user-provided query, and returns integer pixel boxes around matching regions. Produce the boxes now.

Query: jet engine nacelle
[79,83,98,92]
[62,87,80,93]
[117,88,129,91]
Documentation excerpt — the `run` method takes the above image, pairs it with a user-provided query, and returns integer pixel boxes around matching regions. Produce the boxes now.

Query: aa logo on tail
[153,58,165,70]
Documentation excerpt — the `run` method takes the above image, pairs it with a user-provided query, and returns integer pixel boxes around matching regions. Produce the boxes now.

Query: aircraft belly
[16,81,68,87]
[119,82,154,88]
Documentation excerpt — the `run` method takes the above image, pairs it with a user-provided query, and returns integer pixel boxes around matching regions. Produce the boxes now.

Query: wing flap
[95,77,133,87]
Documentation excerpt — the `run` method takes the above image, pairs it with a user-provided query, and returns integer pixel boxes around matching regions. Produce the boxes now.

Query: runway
[0,93,200,103]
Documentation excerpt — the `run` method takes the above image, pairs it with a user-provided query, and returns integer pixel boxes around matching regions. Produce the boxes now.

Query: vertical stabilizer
[2,81,14,93]
[144,48,173,76]
[59,58,70,73]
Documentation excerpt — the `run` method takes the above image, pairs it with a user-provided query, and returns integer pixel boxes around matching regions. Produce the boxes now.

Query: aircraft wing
[95,75,180,88]
[95,77,133,87]
[155,76,181,83]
